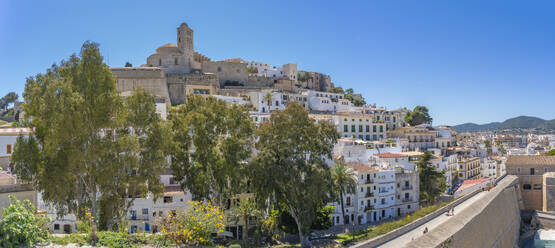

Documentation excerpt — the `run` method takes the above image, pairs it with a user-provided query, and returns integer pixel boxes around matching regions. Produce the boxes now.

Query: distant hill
[453,116,555,132]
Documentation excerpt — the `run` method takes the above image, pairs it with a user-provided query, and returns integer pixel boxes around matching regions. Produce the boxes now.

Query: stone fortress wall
[406,175,521,248]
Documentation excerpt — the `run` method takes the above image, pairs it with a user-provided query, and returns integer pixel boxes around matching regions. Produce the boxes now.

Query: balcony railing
[402,185,413,190]
[365,179,374,184]
[364,205,374,212]
[365,192,374,197]
[402,197,413,202]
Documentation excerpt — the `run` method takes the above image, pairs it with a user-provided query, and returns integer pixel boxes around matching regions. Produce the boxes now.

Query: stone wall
[406,175,520,248]
[0,184,36,215]
[166,73,219,105]
[111,67,171,104]
[201,61,248,87]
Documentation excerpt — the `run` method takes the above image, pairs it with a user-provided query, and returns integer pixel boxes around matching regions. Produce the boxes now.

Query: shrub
[0,195,50,247]
[159,201,225,246]
[50,233,88,246]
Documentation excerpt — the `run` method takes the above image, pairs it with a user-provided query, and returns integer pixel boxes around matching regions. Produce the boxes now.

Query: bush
[159,201,225,246]
[0,195,50,247]
[50,233,88,246]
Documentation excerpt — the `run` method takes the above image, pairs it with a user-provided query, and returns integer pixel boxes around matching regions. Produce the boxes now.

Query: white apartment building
[330,162,402,226]
[304,90,355,113]
[481,158,498,179]
[332,114,387,141]
[333,138,403,163]
[247,91,286,113]
[0,128,31,171]
[246,62,298,84]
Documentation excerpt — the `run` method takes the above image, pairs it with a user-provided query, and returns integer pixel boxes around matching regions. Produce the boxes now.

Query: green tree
[0,196,50,247]
[343,88,366,107]
[327,86,344,94]
[261,209,283,242]
[546,149,555,156]
[263,92,273,107]
[169,94,254,206]
[311,205,334,230]
[417,151,446,205]
[249,102,339,247]
[228,197,262,246]
[2,92,19,109]
[124,61,132,67]
[331,161,357,233]
[405,106,433,126]
[11,42,169,242]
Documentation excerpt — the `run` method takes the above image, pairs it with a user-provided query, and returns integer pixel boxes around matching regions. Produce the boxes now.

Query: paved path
[378,191,489,248]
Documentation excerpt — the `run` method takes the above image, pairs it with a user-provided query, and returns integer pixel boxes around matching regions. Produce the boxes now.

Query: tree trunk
[290,208,310,248]
[340,191,347,233]
[90,180,98,245]
[244,214,249,247]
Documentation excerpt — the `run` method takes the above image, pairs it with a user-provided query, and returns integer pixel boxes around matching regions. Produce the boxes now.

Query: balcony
[402,197,413,202]
[402,185,413,190]
[364,205,374,212]
[365,179,374,184]
[365,192,374,197]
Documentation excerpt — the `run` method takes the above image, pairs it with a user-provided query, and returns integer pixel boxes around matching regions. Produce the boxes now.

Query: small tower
[177,22,194,54]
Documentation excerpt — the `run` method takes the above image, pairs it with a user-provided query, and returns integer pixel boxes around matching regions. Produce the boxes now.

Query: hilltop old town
[1,22,555,248]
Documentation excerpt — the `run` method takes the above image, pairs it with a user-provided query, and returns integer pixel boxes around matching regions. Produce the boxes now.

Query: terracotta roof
[346,162,379,172]
[159,43,177,49]
[376,153,407,158]
[456,177,492,192]
[506,155,555,167]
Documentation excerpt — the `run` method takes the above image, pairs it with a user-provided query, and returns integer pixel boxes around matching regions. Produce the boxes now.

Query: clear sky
[1,0,554,125]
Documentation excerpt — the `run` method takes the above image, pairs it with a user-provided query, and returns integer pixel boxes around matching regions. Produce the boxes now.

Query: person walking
[451,206,455,216]
[423,227,429,234]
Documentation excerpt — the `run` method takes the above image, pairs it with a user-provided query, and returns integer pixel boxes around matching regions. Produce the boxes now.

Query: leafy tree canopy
[249,102,339,247]
[417,151,446,205]
[11,41,170,236]
[546,149,555,156]
[405,105,433,126]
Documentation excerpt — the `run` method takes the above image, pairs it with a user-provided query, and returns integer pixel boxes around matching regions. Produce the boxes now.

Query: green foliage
[297,72,312,82]
[327,87,344,94]
[11,41,170,233]
[405,105,433,126]
[228,197,261,246]
[50,233,88,246]
[247,66,258,74]
[546,149,555,156]
[311,205,334,230]
[0,92,19,110]
[331,161,357,233]
[124,61,132,67]
[261,209,284,241]
[169,94,254,205]
[335,202,447,245]
[343,88,366,107]
[418,151,446,205]
[159,201,225,246]
[249,102,339,247]
[0,195,50,247]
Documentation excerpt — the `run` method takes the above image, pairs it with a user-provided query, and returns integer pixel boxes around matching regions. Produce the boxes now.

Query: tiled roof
[376,153,407,158]
[346,162,379,172]
[506,155,555,167]
[456,177,492,192]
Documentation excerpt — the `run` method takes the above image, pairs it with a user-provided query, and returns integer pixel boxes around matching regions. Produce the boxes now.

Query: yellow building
[457,157,481,180]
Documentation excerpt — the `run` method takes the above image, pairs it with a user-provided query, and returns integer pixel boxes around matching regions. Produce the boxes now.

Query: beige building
[0,173,37,216]
[506,155,555,211]
[457,157,481,180]
[388,126,436,151]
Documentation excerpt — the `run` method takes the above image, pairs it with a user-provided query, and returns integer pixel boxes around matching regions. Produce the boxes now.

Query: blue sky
[1,0,554,125]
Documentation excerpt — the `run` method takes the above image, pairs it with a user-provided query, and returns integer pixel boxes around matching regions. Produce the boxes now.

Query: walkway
[378,190,489,248]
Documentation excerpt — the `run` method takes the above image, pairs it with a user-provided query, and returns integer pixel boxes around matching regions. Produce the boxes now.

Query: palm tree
[332,162,357,233]
[263,92,272,108]
[229,197,261,247]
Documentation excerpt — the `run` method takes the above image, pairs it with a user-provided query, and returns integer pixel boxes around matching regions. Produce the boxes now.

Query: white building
[332,115,387,141]
[0,128,31,171]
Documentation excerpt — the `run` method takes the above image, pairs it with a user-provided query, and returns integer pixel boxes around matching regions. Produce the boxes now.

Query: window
[275,101,279,106]
[54,224,60,230]
[381,198,385,204]
[6,144,11,154]
[517,168,521,173]
[351,125,356,132]
[373,126,377,132]
[534,184,542,190]
[366,125,370,132]
[530,168,535,175]
[366,135,370,140]
[217,67,222,72]
[408,204,411,209]
[346,197,351,206]
[359,125,363,132]
[522,184,531,190]
[142,208,148,215]
[405,193,409,198]
[174,58,178,65]
[380,126,384,132]
[344,125,348,132]
[164,196,173,203]
[545,168,548,173]
[158,59,161,66]
[169,177,177,185]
